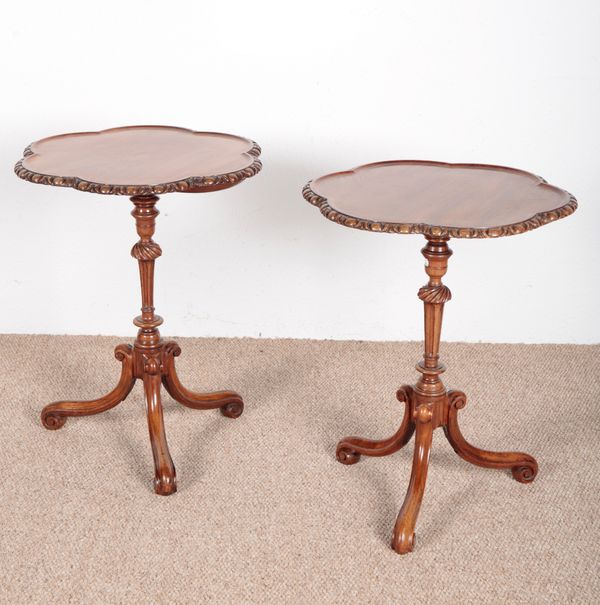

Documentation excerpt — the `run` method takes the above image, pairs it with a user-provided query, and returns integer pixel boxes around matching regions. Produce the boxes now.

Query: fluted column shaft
[130,195,163,366]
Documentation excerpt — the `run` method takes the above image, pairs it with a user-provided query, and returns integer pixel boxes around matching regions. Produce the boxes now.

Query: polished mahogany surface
[304,161,576,238]
[15,125,261,195]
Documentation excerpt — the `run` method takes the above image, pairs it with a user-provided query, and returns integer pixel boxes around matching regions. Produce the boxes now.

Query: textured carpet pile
[1,335,599,604]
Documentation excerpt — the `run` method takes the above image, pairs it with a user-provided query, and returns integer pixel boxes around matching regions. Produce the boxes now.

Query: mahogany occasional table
[303,160,577,554]
[15,126,261,495]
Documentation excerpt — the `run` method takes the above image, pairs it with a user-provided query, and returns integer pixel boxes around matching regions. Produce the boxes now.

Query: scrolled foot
[336,445,361,465]
[220,400,244,418]
[41,410,67,430]
[511,462,538,483]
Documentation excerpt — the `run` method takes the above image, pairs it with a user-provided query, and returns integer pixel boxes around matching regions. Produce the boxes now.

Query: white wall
[1,0,598,343]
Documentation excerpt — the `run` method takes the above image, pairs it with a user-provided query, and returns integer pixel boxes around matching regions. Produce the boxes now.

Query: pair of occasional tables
[15,125,577,554]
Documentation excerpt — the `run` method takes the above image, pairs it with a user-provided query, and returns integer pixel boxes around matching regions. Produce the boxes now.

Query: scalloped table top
[15,126,262,195]
[303,161,577,238]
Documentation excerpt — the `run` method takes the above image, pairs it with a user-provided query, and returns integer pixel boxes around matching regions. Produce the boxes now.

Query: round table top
[15,125,262,196]
[303,161,577,238]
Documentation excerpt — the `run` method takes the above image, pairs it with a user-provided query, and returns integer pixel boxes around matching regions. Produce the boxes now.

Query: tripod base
[41,340,243,495]
[336,385,537,554]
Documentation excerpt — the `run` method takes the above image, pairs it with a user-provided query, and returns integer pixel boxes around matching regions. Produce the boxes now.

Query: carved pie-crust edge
[303,161,577,239]
[14,126,262,196]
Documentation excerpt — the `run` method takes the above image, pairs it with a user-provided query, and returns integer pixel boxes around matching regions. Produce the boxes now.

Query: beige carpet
[1,335,599,604]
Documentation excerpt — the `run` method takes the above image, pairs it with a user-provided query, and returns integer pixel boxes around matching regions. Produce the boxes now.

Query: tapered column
[414,237,452,407]
[130,195,163,356]
[130,195,176,494]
